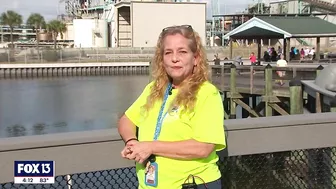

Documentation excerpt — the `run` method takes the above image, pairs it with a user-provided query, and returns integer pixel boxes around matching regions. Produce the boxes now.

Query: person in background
[118,25,226,189]
[276,54,288,86]
[277,46,283,56]
[235,55,243,66]
[304,47,310,57]
[300,48,305,60]
[213,54,220,65]
[270,47,278,62]
[234,55,243,75]
[263,51,271,62]
[250,52,257,74]
[267,46,272,55]
[309,47,316,60]
[249,52,256,65]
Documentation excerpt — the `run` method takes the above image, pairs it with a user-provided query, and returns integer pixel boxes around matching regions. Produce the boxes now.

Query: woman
[118,25,226,189]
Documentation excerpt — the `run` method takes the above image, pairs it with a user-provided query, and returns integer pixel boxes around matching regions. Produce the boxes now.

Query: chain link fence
[220,147,336,189]
[1,46,336,64]
[0,47,261,64]
[1,147,335,189]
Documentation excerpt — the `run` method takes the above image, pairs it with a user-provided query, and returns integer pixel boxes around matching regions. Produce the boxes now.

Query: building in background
[269,0,336,47]
[3,0,335,48]
[210,0,336,47]
[115,1,206,47]
[63,0,115,48]
[61,0,206,48]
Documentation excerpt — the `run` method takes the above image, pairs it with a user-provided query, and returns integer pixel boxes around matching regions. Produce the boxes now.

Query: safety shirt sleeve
[191,89,226,151]
[125,82,153,127]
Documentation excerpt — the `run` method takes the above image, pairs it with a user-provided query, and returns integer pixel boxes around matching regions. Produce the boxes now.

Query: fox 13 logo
[14,161,55,184]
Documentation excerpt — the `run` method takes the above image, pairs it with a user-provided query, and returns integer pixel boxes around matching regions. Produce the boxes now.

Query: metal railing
[0,47,263,64]
[1,46,336,64]
[0,112,336,188]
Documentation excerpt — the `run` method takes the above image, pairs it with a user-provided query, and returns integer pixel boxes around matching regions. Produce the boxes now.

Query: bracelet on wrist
[125,138,138,145]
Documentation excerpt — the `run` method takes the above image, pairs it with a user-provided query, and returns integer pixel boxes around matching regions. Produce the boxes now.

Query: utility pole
[0,25,3,43]
[211,0,220,46]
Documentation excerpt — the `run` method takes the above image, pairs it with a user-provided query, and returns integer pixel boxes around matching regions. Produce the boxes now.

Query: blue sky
[0,0,254,22]
[0,0,66,21]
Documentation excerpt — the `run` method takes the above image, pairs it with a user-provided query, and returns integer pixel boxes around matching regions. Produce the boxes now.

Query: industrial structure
[58,0,207,48]
[268,0,336,47]
[211,0,336,47]
[1,0,336,48]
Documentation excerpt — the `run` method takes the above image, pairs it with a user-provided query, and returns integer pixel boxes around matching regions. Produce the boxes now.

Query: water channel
[0,75,149,138]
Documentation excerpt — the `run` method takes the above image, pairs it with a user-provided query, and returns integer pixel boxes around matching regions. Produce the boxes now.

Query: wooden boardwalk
[207,64,334,119]
[210,65,319,97]
[0,63,322,98]
[211,73,289,96]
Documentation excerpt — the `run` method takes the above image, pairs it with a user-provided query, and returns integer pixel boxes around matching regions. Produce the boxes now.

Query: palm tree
[26,13,45,60]
[0,10,23,47]
[47,20,67,49]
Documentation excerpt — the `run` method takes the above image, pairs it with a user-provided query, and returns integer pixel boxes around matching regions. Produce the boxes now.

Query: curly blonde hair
[143,25,210,114]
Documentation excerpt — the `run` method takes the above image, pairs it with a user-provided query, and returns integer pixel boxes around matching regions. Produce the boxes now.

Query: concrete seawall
[0,62,151,79]
[0,62,150,68]
[0,61,329,79]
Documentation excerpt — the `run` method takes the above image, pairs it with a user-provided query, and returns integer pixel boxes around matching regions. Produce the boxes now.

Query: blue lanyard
[153,83,172,141]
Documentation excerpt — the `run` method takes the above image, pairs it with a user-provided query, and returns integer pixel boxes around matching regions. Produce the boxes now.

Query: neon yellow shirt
[125,81,226,189]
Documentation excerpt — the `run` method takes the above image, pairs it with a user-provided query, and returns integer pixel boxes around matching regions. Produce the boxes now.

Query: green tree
[47,20,67,49]
[26,13,46,59]
[0,10,23,47]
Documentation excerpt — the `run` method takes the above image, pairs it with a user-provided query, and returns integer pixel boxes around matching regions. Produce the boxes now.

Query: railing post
[60,49,63,63]
[24,49,27,64]
[67,174,72,189]
[316,65,324,76]
[292,67,297,78]
[148,61,152,82]
[7,49,10,63]
[307,64,331,189]
[316,65,324,113]
[220,64,225,92]
[250,66,254,94]
[330,96,336,112]
[264,64,273,117]
[329,97,336,189]
[230,64,236,119]
[289,79,303,114]
[40,50,43,63]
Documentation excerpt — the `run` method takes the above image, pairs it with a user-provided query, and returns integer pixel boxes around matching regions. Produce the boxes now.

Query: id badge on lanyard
[144,83,172,187]
[145,161,159,187]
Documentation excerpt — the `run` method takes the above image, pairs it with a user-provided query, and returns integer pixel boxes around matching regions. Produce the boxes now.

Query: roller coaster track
[300,0,336,12]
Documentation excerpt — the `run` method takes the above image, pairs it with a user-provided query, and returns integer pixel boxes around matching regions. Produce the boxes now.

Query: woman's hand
[121,140,139,159]
[127,142,153,164]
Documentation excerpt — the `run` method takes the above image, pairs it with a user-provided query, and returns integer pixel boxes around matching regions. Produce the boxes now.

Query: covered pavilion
[223,16,336,62]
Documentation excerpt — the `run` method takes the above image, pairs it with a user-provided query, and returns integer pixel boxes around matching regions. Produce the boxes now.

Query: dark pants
[197,179,221,189]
